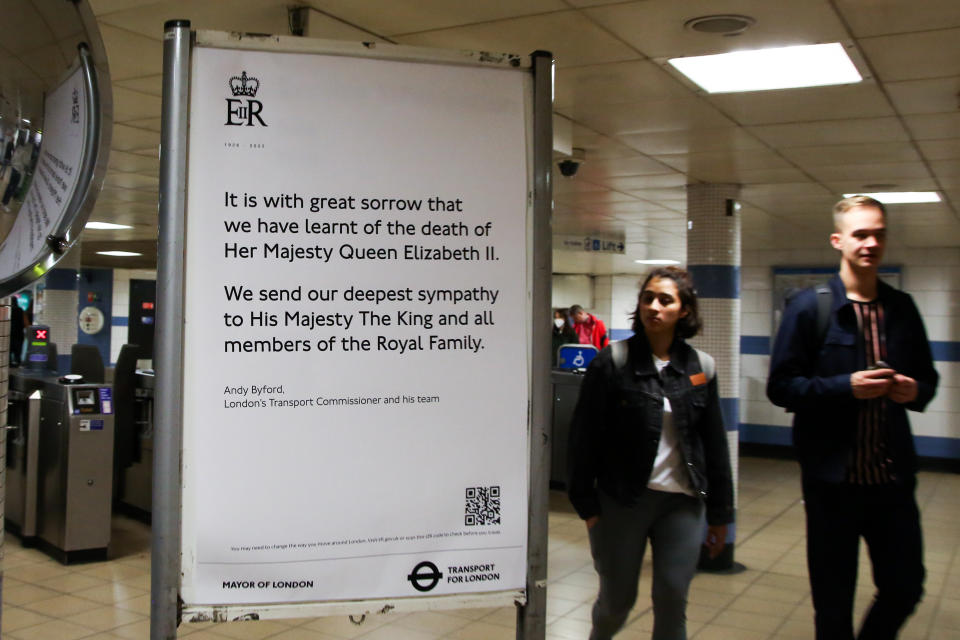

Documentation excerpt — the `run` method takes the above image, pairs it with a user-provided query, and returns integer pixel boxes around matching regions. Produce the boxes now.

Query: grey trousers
[588,489,706,640]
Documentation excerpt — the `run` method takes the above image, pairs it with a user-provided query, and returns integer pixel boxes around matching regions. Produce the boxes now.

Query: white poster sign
[181,45,531,607]
[0,64,87,276]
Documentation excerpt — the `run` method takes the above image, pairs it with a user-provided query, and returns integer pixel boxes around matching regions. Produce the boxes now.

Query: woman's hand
[585,515,599,531]
[705,524,727,559]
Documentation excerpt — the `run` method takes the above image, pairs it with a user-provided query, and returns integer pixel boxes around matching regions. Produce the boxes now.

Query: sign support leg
[152,19,191,640]
[517,49,554,640]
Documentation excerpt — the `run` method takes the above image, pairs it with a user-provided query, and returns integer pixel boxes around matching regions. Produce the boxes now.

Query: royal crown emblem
[229,71,260,97]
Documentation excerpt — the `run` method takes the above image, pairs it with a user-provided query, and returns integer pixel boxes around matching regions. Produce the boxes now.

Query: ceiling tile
[741,183,833,199]
[835,0,960,37]
[114,75,163,96]
[575,155,678,181]
[885,77,960,115]
[554,190,641,206]
[107,150,161,174]
[97,1,290,40]
[102,172,159,190]
[89,0,161,16]
[859,29,960,82]
[805,162,932,184]
[748,117,910,148]
[569,125,648,160]
[584,0,848,59]
[619,127,766,156]
[899,224,960,247]
[111,123,160,151]
[917,139,960,161]
[930,160,960,178]
[707,82,894,126]
[121,117,162,133]
[553,176,610,196]
[308,0,567,36]
[3,0,57,54]
[555,60,689,110]
[706,166,812,185]
[394,11,640,68]
[601,174,688,191]
[903,113,960,140]
[653,149,793,174]
[98,24,162,81]
[97,187,161,205]
[573,98,734,136]
[824,179,942,194]
[29,0,86,41]
[780,142,922,167]
[603,201,683,215]
[112,86,162,123]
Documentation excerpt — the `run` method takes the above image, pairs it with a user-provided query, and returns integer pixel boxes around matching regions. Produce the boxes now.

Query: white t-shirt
[646,355,695,496]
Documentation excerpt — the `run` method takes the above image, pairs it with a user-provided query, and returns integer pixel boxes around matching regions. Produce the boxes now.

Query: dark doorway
[128,279,156,360]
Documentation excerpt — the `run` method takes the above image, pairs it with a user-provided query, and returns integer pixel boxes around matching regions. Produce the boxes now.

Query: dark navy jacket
[767,275,939,483]
[567,333,734,526]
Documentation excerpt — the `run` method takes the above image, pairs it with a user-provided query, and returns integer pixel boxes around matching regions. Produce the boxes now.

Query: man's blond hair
[833,195,887,230]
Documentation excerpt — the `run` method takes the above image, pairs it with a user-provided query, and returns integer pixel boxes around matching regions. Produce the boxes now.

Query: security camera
[558,159,580,177]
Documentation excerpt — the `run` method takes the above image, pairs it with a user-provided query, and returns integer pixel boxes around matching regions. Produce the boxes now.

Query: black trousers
[802,478,924,640]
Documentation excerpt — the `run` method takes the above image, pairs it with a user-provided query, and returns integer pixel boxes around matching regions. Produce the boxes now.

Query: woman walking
[567,267,734,640]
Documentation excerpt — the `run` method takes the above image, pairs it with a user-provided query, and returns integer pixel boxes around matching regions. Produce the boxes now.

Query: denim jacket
[567,333,734,525]
[767,275,939,482]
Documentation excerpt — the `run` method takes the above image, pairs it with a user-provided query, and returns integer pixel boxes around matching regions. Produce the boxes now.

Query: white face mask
[554,318,565,329]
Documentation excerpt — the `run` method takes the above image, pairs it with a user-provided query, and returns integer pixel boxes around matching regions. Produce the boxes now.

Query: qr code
[465,486,501,526]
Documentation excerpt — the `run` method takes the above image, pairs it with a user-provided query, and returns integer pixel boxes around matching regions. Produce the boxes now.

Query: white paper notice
[181,46,531,606]
[0,65,86,277]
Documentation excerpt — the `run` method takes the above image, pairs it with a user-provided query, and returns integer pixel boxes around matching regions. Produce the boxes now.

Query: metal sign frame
[153,21,552,640]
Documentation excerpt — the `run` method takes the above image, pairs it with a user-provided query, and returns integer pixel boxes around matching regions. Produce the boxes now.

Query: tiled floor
[3,456,959,639]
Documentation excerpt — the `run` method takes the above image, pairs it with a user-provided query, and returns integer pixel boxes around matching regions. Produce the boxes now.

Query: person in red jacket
[569,305,609,350]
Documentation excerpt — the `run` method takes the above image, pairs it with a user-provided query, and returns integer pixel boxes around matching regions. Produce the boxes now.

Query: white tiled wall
[36,289,79,360]
[740,248,960,444]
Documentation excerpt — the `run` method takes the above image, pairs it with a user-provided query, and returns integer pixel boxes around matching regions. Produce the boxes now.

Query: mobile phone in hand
[869,360,894,378]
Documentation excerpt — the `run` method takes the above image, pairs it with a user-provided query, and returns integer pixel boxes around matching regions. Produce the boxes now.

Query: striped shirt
[848,299,893,484]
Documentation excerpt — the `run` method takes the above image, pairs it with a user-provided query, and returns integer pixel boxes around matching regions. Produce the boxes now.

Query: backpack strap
[814,284,832,344]
[610,339,628,369]
[694,348,715,382]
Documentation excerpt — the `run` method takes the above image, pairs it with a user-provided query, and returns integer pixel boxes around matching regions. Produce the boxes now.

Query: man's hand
[888,374,919,404]
[585,515,599,531]
[851,368,895,399]
[705,524,727,559]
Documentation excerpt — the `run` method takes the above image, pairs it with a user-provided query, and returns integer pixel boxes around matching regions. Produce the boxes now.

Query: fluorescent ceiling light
[843,192,941,204]
[96,251,142,257]
[668,43,862,93]
[635,259,681,265]
[86,221,133,230]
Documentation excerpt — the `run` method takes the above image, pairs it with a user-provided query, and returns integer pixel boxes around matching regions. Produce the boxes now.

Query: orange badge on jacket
[689,372,707,387]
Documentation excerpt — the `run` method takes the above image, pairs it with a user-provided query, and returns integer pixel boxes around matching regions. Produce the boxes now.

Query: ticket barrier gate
[5,373,116,563]
[118,371,153,516]
[5,387,42,544]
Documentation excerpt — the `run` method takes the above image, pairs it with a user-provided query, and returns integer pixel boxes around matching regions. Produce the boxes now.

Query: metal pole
[517,49,554,640]
[151,19,191,640]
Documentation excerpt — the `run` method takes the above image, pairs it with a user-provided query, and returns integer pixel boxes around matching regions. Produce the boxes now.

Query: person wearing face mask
[567,267,733,640]
[552,308,578,366]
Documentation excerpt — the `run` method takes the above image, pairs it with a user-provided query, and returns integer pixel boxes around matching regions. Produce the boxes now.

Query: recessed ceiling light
[668,42,862,93]
[96,251,142,257]
[635,259,681,265]
[843,192,941,204]
[86,221,133,230]
[684,15,755,36]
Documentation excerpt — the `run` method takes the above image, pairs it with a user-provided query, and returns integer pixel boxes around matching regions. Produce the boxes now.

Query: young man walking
[767,196,939,640]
